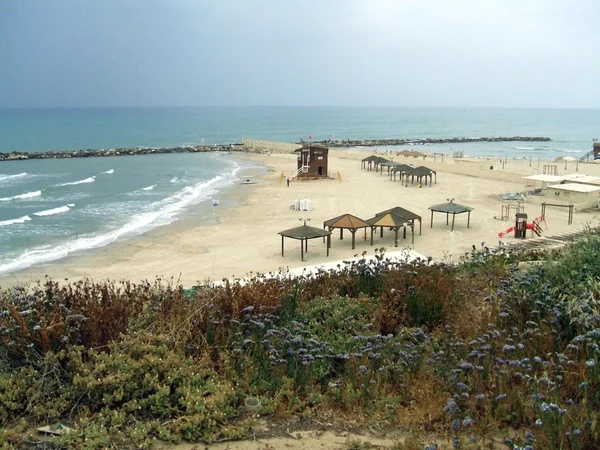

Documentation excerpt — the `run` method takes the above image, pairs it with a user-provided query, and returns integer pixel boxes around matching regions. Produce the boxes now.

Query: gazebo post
[327,235,330,256]
[419,219,422,235]
[380,227,383,238]
[370,227,374,245]
[403,226,406,239]
[430,210,434,228]
[451,213,456,231]
[446,212,449,225]
[351,230,356,249]
[300,238,304,261]
[340,228,343,240]
[394,228,399,247]
[411,224,415,244]
[281,235,284,256]
[467,211,471,228]
[305,238,308,252]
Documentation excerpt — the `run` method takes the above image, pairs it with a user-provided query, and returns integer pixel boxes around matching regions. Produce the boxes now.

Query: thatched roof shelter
[376,206,422,237]
[365,212,412,247]
[404,166,437,186]
[323,214,370,249]
[279,222,331,261]
[397,150,425,158]
[389,164,413,182]
[361,155,389,171]
[429,201,473,231]
[378,160,402,175]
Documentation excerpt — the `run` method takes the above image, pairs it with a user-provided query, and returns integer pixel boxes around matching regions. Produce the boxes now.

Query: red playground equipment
[498,213,546,238]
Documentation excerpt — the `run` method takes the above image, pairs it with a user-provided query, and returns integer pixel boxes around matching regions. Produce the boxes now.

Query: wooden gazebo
[279,222,332,261]
[361,155,388,171]
[390,164,413,182]
[376,206,422,241]
[366,212,412,247]
[404,166,437,186]
[379,160,401,175]
[323,214,370,250]
[429,201,473,231]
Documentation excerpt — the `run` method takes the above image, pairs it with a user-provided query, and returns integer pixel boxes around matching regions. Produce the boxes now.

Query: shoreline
[3,149,600,289]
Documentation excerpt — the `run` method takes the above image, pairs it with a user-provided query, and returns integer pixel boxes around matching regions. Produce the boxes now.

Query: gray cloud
[0,0,598,107]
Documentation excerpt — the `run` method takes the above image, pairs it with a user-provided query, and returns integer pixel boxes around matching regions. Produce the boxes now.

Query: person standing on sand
[286,177,290,187]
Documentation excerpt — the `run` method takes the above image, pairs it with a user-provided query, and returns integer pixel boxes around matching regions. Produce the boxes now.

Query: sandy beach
[3,149,600,288]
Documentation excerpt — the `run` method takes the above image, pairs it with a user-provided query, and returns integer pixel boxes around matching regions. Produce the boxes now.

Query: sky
[0,0,599,108]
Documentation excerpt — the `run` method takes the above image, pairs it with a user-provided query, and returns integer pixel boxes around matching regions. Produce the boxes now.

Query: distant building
[294,143,329,178]
[546,183,600,211]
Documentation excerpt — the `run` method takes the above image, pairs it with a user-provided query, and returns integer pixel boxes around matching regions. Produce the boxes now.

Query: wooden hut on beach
[295,143,329,179]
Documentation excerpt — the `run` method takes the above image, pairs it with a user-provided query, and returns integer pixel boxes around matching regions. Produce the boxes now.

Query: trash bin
[490,165,494,170]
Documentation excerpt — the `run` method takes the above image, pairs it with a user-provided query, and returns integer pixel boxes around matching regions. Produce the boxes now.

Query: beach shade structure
[398,150,425,158]
[374,157,392,173]
[376,206,422,239]
[365,212,411,247]
[361,155,380,170]
[390,164,413,182]
[279,222,332,261]
[403,166,437,186]
[429,200,473,231]
[323,214,370,249]
[379,160,401,175]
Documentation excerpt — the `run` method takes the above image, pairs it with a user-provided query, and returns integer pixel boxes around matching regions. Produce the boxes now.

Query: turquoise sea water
[0,107,598,275]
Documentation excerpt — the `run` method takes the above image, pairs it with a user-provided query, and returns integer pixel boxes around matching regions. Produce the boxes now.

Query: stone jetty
[0,136,552,161]
[0,144,243,161]
[312,136,552,147]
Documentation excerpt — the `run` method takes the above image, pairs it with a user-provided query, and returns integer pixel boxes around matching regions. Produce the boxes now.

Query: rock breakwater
[0,136,552,161]
[311,136,551,147]
[0,144,243,161]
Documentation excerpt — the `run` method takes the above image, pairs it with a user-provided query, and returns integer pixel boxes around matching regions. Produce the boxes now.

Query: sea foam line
[0,172,28,182]
[102,169,114,174]
[0,190,42,201]
[56,176,95,187]
[33,204,74,217]
[142,185,156,191]
[0,215,32,227]
[0,166,241,275]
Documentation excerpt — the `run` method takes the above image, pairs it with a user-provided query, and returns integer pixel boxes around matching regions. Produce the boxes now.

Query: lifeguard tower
[293,143,329,179]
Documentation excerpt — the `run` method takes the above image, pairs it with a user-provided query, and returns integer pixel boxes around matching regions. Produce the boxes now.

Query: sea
[0,106,599,276]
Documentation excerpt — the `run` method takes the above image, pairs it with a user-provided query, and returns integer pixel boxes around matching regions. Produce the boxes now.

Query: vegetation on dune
[0,233,599,449]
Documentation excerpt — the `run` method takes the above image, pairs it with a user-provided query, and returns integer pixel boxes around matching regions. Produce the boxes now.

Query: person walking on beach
[286,177,290,187]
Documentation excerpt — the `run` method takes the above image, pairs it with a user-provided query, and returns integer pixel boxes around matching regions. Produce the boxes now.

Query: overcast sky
[1,0,598,108]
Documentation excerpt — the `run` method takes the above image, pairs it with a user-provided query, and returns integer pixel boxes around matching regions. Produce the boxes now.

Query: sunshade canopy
[365,212,414,246]
[279,223,331,261]
[429,201,473,231]
[279,224,331,239]
[323,214,370,250]
[324,213,370,229]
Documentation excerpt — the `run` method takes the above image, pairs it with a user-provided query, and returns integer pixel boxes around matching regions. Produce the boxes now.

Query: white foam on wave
[0,215,31,227]
[102,169,114,174]
[170,177,178,183]
[142,184,156,191]
[33,204,73,217]
[0,172,28,182]
[0,164,242,275]
[56,176,95,187]
[0,190,42,201]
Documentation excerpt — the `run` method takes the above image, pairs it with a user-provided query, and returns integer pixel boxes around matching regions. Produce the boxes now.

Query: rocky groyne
[0,144,244,161]
[312,136,551,147]
[0,136,552,161]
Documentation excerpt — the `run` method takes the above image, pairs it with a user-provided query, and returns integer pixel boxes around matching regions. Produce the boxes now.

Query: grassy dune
[1,236,599,449]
